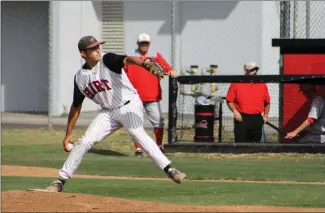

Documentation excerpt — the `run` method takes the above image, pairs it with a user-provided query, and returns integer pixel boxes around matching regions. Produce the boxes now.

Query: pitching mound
[2,191,325,212]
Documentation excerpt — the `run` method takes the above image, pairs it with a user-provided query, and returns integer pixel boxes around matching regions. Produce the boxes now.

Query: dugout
[272,39,325,143]
[165,38,325,154]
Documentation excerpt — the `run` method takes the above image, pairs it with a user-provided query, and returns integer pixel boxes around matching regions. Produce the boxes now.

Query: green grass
[2,176,325,207]
[2,129,325,208]
[2,129,325,182]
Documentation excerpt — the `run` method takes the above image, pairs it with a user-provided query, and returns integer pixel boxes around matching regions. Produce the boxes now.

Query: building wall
[1,1,49,113]
[124,1,172,113]
[123,1,280,116]
[1,1,282,117]
[50,1,103,116]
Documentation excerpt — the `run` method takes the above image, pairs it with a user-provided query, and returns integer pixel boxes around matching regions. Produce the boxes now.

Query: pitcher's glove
[142,58,166,79]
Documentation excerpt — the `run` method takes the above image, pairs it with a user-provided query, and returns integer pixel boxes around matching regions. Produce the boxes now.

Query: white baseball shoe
[27,179,64,192]
[167,168,186,184]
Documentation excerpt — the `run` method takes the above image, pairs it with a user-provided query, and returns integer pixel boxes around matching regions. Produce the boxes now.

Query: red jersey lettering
[83,80,112,99]
[84,87,95,99]
[93,80,106,92]
[101,79,111,90]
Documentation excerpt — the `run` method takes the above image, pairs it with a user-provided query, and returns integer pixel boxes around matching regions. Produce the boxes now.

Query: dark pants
[234,114,264,143]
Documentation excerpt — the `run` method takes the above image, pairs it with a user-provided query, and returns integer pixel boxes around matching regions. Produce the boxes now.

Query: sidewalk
[1,112,168,129]
[1,112,278,135]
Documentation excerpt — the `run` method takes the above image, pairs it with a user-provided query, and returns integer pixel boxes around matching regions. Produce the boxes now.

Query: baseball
[66,143,74,151]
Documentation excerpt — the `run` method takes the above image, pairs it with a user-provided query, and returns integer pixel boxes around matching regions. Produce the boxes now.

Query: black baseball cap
[78,36,105,51]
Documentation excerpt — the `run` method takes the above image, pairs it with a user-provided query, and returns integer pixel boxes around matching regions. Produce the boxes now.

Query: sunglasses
[246,68,259,72]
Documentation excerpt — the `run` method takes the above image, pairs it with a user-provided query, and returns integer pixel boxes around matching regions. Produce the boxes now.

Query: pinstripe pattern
[59,112,122,179]
[75,60,137,110]
[58,59,171,180]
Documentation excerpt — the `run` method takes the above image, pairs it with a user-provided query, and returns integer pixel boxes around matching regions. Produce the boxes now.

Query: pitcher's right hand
[63,134,73,152]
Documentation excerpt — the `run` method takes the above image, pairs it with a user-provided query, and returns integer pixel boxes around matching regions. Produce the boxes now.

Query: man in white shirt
[285,84,325,143]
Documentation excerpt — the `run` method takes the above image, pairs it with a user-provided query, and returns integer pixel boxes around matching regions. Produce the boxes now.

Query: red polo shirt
[124,54,172,102]
[226,83,270,114]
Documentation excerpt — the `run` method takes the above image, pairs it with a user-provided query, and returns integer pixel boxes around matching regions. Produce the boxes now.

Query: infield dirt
[2,165,325,212]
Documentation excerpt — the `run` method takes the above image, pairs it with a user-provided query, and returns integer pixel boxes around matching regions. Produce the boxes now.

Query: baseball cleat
[167,168,186,184]
[41,179,64,192]
[134,150,143,157]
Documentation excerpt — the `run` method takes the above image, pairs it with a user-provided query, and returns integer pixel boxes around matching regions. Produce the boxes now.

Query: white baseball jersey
[299,95,325,143]
[58,52,172,180]
[73,53,137,110]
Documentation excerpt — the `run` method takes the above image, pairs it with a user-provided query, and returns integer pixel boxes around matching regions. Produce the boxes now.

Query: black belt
[104,100,130,110]
[118,100,130,108]
[241,113,261,116]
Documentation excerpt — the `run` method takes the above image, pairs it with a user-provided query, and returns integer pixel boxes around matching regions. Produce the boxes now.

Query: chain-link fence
[173,1,280,143]
[280,1,325,38]
[1,1,52,129]
[172,1,325,143]
[1,1,324,140]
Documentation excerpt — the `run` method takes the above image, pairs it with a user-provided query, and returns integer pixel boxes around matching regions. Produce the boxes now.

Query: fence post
[293,1,297,38]
[280,1,291,39]
[48,1,53,130]
[306,1,310,38]
[278,1,290,142]
[168,0,178,144]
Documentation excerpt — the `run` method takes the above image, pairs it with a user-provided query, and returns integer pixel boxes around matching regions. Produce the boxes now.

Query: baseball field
[2,128,325,212]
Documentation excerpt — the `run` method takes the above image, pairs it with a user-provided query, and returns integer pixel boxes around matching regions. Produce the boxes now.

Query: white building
[2,1,285,117]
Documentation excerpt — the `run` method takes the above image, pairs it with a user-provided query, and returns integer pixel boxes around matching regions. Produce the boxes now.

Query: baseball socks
[154,128,164,152]
[134,142,143,157]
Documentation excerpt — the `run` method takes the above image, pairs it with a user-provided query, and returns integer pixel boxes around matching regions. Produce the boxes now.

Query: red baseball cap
[78,36,105,51]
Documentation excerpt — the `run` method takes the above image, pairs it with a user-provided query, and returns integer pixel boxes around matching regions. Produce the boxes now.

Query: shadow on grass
[89,148,128,157]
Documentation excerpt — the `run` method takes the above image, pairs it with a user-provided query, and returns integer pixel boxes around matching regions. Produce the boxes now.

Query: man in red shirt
[124,33,177,157]
[226,62,271,143]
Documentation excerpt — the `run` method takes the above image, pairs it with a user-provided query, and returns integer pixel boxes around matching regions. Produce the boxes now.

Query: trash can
[194,104,215,142]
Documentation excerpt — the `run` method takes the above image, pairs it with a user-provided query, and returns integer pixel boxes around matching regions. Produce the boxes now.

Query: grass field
[3,176,325,207]
[2,128,325,209]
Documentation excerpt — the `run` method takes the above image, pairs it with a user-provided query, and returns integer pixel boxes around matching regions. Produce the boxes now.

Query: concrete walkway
[2,112,278,136]
[1,112,168,129]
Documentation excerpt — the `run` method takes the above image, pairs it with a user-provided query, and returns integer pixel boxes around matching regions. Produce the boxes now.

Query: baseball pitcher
[32,36,186,192]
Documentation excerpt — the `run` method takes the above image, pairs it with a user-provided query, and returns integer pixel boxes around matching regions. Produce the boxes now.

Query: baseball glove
[142,58,166,79]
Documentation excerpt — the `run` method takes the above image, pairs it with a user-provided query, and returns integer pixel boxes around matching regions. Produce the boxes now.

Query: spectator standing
[124,33,177,157]
[226,62,271,143]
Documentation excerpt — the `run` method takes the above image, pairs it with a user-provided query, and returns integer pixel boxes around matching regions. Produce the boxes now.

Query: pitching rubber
[26,188,57,192]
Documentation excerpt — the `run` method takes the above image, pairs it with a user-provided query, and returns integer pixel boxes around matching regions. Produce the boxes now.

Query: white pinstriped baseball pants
[59,95,171,180]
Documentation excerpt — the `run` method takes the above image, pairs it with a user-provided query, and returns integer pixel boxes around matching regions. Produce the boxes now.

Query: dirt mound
[2,191,325,212]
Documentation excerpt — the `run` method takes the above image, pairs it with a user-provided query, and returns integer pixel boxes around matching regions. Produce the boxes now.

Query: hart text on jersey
[84,79,111,99]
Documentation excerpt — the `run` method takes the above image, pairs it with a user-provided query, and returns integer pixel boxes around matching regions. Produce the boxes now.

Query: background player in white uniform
[285,84,325,143]
[40,36,186,192]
